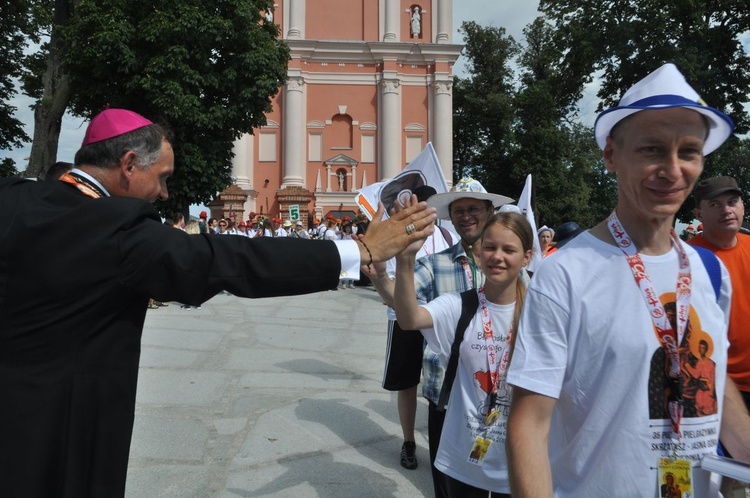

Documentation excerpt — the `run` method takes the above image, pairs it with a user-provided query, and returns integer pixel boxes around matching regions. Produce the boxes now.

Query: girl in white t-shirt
[393,211,532,498]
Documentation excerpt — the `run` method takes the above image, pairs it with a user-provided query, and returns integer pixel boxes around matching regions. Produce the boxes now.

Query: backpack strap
[436,289,479,412]
[693,246,721,303]
[438,225,453,247]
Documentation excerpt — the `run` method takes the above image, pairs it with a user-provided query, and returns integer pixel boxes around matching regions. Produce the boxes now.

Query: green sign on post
[289,205,300,221]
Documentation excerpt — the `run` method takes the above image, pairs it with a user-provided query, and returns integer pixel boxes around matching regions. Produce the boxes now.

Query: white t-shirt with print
[423,292,514,494]
[507,232,731,498]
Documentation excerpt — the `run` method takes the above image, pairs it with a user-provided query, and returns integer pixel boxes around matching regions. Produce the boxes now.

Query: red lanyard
[461,253,477,289]
[607,212,691,439]
[477,287,512,404]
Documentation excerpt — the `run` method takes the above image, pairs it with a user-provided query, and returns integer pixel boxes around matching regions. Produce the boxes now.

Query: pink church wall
[306,0,364,41]
[305,83,379,191]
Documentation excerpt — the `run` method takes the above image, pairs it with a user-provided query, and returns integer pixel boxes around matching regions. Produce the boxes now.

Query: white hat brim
[427,191,515,219]
[594,103,734,155]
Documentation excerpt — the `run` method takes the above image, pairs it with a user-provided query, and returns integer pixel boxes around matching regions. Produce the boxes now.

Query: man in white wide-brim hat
[368,177,512,498]
[507,63,750,497]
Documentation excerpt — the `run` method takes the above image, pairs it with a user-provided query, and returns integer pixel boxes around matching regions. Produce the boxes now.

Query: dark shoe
[155,301,169,307]
[400,441,417,470]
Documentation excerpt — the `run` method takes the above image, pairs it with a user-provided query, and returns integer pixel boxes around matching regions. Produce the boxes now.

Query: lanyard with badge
[607,211,694,493]
[467,286,512,466]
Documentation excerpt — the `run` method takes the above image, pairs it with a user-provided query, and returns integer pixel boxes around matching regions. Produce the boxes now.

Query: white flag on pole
[517,174,543,272]
[355,142,449,220]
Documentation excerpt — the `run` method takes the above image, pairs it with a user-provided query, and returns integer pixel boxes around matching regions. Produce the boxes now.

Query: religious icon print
[647,293,718,420]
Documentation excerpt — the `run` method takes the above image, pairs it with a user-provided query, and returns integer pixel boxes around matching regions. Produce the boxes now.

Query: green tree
[454,18,610,229]
[452,21,519,193]
[0,157,20,177]
[510,18,609,229]
[540,0,750,132]
[61,0,289,215]
[512,18,576,227]
[0,0,39,153]
[14,0,288,215]
[452,76,481,182]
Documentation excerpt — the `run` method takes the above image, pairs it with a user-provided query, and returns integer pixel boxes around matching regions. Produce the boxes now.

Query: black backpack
[436,289,479,412]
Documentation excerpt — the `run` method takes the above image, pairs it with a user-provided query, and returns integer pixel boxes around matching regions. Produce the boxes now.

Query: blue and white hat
[594,63,734,155]
[427,178,514,219]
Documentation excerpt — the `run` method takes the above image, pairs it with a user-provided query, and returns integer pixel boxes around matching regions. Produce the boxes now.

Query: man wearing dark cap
[506,64,750,497]
[689,177,750,411]
[0,108,436,497]
[552,221,585,251]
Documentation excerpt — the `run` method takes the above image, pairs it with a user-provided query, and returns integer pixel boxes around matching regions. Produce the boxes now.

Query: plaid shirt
[414,242,483,404]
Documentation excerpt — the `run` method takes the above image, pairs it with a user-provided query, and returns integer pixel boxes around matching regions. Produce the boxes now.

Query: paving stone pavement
[126,286,433,497]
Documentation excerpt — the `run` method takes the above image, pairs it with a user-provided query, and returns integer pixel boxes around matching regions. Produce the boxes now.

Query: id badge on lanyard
[466,287,511,466]
[606,212,694,489]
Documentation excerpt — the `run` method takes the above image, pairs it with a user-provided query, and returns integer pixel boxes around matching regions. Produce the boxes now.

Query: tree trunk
[23,0,73,179]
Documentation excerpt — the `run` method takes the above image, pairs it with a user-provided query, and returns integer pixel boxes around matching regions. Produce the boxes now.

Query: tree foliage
[0,157,20,177]
[511,18,617,228]
[454,19,614,230]
[452,21,519,192]
[0,0,39,152]
[540,0,750,132]
[59,0,289,215]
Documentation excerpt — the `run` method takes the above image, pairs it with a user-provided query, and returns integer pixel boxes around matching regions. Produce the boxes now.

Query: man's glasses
[450,206,487,218]
[219,223,227,227]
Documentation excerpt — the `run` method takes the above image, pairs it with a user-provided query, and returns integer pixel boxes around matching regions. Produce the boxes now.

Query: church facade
[229,0,461,225]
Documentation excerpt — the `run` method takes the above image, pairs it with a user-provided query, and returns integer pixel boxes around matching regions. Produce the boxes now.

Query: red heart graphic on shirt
[475,371,494,394]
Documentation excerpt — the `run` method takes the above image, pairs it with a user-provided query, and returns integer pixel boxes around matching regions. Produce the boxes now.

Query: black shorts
[382,319,424,391]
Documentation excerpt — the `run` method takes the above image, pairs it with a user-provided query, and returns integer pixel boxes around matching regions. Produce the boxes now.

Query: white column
[436,0,452,43]
[287,0,304,39]
[231,134,249,187]
[326,164,332,192]
[433,77,453,183]
[383,0,398,41]
[282,75,305,187]
[380,74,401,180]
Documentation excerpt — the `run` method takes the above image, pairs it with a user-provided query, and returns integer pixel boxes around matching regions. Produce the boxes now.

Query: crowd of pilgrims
[151,210,373,308]
[169,210,370,241]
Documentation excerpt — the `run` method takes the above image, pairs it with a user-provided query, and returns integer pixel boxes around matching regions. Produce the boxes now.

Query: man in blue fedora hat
[506,64,750,497]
